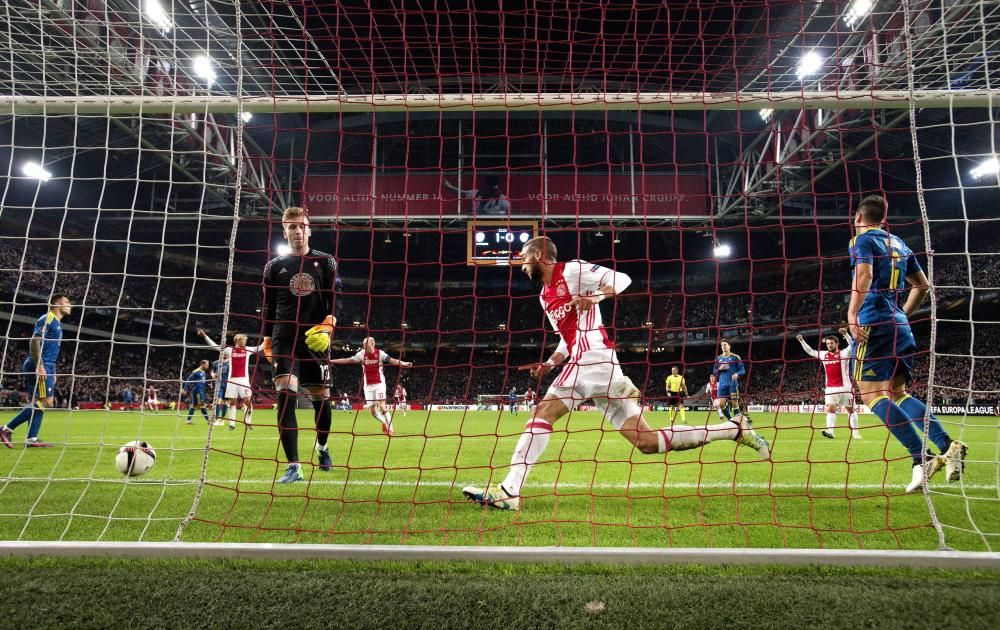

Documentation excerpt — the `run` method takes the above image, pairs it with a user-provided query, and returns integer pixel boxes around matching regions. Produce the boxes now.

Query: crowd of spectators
[3,227,998,408]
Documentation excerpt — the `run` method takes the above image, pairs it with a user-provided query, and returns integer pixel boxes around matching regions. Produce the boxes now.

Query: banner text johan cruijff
[303,173,708,217]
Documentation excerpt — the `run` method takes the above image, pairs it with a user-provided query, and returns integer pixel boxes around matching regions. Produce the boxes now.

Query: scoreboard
[466,220,538,266]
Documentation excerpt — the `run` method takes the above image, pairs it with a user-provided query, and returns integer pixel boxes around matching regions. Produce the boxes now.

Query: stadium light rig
[797,50,824,79]
[275,244,291,256]
[193,55,217,85]
[759,109,773,122]
[970,156,999,180]
[713,243,732,258]
[21,161,52,181]
[240,112,252,122]
[144,0,173,32]
[843,0,873,28]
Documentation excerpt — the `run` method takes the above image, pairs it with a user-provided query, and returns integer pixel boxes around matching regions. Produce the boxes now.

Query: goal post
[1,0,999,562]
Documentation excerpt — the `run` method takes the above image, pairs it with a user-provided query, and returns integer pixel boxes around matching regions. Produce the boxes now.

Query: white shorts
[364,383,387,405]
[824,388,854,408]
[546,348,641,429]
[225,377,252,399]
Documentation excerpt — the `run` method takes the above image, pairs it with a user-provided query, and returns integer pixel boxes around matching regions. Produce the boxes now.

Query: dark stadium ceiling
[0,0,996,226]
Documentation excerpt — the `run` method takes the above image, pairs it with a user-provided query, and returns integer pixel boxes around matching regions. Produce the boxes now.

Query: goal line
[1,542,998,570]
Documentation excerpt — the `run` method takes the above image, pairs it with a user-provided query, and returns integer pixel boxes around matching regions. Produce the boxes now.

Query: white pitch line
[2,476,997,492]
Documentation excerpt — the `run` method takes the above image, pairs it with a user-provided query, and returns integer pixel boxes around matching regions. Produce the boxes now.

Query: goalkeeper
[261,206,342,483]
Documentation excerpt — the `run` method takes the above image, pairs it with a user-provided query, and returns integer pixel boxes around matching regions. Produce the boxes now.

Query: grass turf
[2,557,999,629]
[0,409,995,550]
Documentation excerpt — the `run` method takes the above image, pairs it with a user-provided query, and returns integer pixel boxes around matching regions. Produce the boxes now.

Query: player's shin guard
[312,398,332,449]
[500,419,552,497]
[276,387,299,463]
[896,395,951,452]
[870,396,925,463]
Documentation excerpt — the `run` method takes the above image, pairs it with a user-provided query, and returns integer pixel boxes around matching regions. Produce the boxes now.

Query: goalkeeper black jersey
[262,249,342,340]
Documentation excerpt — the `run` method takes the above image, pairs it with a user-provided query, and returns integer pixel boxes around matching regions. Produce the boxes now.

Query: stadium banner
[930,404,999,416]
[303,173,709,217]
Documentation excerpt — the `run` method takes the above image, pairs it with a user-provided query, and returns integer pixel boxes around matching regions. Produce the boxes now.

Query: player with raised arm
[712,340,745,419]
[848,195,966,493]
[796,328,862,440]
[199,329,263,431]
[330,337,412,436]
[1,293,72,448]
[664,366,688,423]
[262,206,342,482]
[462,237,770,510]
[183,360,213,426]
[393,383,408,417]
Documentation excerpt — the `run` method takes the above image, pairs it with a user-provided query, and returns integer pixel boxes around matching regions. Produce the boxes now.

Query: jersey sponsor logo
[289,272,316,296]
[548,301,574,322]
[864,369,876,377]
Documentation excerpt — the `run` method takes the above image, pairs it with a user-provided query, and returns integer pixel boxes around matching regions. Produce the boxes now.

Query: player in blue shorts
[183,360,212,425]
[712,340,745,419]
[848,195,966,493]
[508,386,518,415]
[1,293,73,448]
[211,358,230,422]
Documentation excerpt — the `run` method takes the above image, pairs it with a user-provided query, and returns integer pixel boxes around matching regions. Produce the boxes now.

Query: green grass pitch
[0,409,995,550]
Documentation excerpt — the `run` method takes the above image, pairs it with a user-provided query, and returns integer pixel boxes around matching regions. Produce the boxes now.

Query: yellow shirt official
[665,374,685,393]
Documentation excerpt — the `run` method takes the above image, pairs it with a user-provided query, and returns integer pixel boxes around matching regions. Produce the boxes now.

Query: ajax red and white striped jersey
[540,260,620,362]
[395,386,407,401]
[821,349,852,389]
[217,344,261,380]
[706,381,718,398]
[352,348,388,386]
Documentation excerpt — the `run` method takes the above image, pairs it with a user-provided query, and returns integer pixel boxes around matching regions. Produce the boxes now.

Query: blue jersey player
[848,195,966,493]
[211,357,230,420]
[183,360,212,425]
[1,293,73,448]
[712,340,745,419]
[508,387,518,415]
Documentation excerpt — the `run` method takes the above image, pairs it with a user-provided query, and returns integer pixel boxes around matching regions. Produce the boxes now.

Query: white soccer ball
[115,440,156,477]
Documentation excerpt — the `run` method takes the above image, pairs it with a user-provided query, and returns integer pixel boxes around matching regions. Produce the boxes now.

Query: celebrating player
[330,337,412,436]
[712,340,745,419]
[1,293,72,448]
[183,360,212,425]
[262,206,343,483]
[847,195,966,492]
[199,329,263,431]
[393,383,408,417]
[462,237,770,510]
[664,366,688,423]
[796,328,862,440]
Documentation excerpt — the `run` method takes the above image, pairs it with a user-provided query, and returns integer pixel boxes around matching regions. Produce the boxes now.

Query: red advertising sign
[302,173,708,217]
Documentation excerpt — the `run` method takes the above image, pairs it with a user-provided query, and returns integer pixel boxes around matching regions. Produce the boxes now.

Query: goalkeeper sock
[826,412,837,432]
[896,395,951,452]
[312,398,332,449]
[501,419,552,497]
[277,388,299,463]
[5,405,35,431]
[870,396,925,463]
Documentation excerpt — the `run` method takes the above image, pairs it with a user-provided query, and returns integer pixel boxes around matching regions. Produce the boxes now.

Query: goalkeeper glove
[304,315,336,353]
